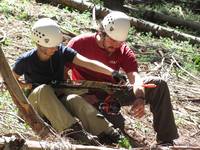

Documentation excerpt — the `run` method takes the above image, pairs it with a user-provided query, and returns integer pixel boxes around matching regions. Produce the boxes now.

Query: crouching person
[12,18,128,145]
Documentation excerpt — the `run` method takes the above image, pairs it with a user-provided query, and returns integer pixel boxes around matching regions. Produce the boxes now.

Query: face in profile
[103,35,123,53]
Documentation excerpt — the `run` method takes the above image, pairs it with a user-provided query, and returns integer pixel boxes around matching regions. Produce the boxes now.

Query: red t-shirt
[67,33,138,83]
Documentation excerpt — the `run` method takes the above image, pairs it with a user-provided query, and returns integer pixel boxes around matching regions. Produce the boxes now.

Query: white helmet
[32,18,63,47]
[102,11,130,42]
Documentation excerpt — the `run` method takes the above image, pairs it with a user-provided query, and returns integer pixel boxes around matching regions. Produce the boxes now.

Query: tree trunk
[0,47,54,139]
[124,5,200,32]
[130,17,200,44]
[39,0,200,45]
[0,136,120,150]
[103,0,125,11]
[36,0,109,15]
[1,136,200,150]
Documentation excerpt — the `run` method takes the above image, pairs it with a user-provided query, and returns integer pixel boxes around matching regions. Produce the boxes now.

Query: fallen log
[38,0,200,45]
[0,136,200,150]
[124,5,200,32]
[130,17,200,44]
[0,46,54,139]
[0,136,121,150]
[103,0,125,11]
[36,0,109,17]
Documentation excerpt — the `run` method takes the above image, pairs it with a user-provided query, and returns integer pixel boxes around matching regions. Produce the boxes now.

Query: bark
[127,0,155,4]
[38,0,200,45]
[103,0,125,11]
[0,136,120,150]
[130,17,200,44]
[36,0,110,16]
[0,47,54,139]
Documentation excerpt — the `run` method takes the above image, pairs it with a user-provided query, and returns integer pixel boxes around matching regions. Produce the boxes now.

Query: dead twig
[0,110,25,123]
[0,28,6,43]
[171,55,200,82]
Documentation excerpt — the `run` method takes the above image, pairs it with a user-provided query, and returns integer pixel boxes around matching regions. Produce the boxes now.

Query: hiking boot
[158,141,174,146]
[98,128,131,148]
[150,140,174,149]
[98,128,121,145]
[61,122,100,145]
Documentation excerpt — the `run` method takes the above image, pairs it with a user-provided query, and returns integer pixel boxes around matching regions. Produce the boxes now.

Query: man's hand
[133,85,145,98]
[112,71,127,83]
[129,98,145,118]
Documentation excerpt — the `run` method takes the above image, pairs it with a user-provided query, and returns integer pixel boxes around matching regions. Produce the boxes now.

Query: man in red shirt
[67,11,179,146]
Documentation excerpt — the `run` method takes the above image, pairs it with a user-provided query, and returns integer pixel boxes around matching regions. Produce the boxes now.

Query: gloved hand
[112,71,127,83]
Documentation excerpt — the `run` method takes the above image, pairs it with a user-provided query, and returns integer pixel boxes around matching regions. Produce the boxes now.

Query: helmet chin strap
[99,32,107,49]
[102,37,106,49]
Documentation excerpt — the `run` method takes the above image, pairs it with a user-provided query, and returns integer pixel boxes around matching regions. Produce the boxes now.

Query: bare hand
[130,98,145,118]
[19,82,32,89]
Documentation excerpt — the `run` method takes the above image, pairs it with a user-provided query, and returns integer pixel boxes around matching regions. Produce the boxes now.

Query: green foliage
[2,38,12,46]
[139,3,200,22]
[175,115,185,127]
[118,137,132,149]
[126,24,200,75]
[192,55,200,72]
[0,0,31,20]
[17,10,30,20]
[64,10,92,34]
[0,91,17,114]
[0,1,14,16]
[0,91,33,135]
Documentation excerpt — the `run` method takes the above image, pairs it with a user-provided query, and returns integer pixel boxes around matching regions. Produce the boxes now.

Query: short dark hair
[97,23,107,37]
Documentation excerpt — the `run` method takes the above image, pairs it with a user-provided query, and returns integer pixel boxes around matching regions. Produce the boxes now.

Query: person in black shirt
[12,18,126,145]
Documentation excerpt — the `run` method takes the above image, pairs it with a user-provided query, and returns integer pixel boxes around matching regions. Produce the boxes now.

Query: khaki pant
[28,84,112,135]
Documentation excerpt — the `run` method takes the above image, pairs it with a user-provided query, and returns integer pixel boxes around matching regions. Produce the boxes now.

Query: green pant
[28,84,112,135]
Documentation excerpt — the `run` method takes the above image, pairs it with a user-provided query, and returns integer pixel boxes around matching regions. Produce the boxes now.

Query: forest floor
[0,0,200,149]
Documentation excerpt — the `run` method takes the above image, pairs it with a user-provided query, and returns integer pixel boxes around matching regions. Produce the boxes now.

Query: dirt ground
[0,0,200,148]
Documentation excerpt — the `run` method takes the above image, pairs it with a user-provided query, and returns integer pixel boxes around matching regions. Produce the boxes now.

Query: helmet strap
[96,32,105,49]
[97,31,107,49]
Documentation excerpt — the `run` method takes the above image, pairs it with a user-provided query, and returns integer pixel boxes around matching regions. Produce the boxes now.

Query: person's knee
[156,79,168,89]
[66,94,90,106]
[38,84,53,93]
[66,94,96,113]
[66,94,82,102]
[147,77,168,87]
[66,94,86,107]
[31,84,55,103]
[160,79,168,86]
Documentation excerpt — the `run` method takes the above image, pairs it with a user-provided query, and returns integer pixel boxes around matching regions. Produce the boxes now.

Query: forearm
[73,53,114,76]
[86,60,114,76]
[12,71,32,89]
[127,72,145,98]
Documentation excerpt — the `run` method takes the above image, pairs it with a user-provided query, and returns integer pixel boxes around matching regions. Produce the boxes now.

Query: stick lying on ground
[0,136,200,150]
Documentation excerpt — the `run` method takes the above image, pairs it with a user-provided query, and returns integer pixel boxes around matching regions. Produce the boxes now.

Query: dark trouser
[99,77,179,142]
